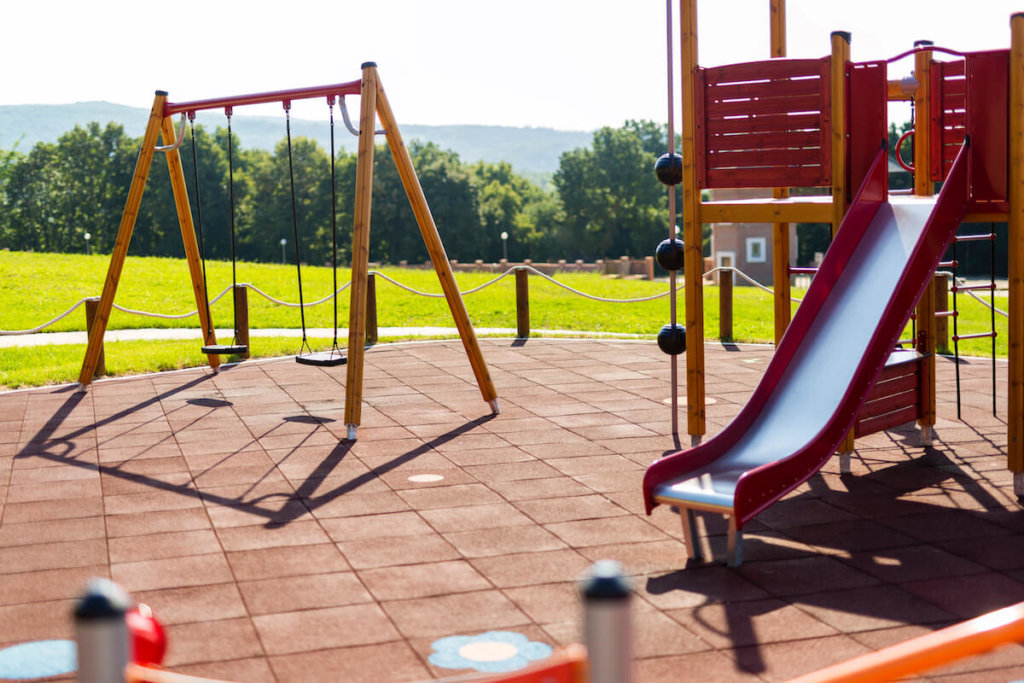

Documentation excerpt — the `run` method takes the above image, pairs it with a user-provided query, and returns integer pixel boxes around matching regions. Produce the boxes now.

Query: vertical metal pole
[665,0,680,437]
[581,561,632,683]
[681,0,705,446]
[74,579,131,683]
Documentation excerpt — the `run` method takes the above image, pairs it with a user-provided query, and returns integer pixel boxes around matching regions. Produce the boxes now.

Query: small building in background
[708,187,799,286]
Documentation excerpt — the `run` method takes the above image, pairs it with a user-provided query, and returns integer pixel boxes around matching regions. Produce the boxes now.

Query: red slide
[642,141,970,566]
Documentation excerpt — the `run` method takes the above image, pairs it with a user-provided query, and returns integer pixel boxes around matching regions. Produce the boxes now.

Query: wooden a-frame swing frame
[77,62,500,440]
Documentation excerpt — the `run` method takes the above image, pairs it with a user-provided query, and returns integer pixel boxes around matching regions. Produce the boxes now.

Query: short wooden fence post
[234,284,250,359]
[366,273,378,345]
[84,298,106,377]
[515,267,530,338]
[720,268,733,341]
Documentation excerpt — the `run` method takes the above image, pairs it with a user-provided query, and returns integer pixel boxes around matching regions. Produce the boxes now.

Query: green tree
[553,120,674,260]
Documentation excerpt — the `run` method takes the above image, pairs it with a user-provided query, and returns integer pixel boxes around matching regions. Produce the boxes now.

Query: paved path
[0,327,645,348]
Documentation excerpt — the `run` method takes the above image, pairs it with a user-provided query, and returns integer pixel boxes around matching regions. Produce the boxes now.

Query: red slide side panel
[732,142,969,525]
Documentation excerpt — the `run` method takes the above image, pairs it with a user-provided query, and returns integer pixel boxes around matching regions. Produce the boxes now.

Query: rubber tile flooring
[0,338,1022,682]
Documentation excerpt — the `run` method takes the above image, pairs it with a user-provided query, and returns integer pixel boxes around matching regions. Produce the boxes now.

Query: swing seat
[201,343,248,356]
[296,350,347,367]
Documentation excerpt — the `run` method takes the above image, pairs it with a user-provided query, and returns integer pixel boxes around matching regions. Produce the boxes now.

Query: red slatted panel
[966,50,1009,209]
[855,405,920,438]
[854,352,923,437]
[930,60,967,182]
[846,61,888,198]
[696,58,831,189]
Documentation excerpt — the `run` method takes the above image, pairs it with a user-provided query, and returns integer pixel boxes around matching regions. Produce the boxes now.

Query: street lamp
[84,232,91,255]
[500,231,508,261]
[280,238,287,265]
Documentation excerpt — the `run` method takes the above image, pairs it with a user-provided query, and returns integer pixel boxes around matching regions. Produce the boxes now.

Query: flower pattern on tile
[429,630,552,673]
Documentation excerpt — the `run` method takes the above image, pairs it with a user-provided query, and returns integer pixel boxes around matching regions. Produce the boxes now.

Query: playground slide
[643,142,970,557]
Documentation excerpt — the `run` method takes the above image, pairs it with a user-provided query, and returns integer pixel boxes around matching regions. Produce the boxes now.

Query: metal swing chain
[328,97,341,352]
[226,109,242,345]
[188,113,216,340]
[284,104,312,356]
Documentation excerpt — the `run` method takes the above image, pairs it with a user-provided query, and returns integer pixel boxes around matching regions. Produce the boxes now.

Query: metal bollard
[581,560,632,683]
[74,578,131,683]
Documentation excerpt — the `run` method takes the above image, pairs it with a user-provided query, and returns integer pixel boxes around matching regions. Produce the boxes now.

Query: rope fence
[0,267,1008,337]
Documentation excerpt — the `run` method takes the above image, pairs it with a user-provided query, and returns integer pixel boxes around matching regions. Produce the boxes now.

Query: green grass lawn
[0,250,1008,389]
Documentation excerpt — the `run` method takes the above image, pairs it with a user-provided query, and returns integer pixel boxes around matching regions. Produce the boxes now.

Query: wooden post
[160,113,221,371]
[1009,13,1024,491]
[78,93,171,389]
[934,273,949,352]
[831,31,856,457]
[681,0,706,444]
[516,267,530,338]
[719,268,733,341]
[366,272,378,345]
[914,41,937,445]
[343,63,378,438]
[771,0,792,345]
[84,298,106,377]
[233,285,250,359]
[372,65,500,415]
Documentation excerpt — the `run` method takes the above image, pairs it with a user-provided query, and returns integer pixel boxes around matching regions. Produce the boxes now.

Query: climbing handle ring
[895,130,916,173]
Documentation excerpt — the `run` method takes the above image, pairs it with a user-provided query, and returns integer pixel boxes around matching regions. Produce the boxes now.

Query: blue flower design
[429,630,553,673]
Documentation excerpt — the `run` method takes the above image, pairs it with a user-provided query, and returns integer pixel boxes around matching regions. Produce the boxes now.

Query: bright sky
[3,0,1021,130]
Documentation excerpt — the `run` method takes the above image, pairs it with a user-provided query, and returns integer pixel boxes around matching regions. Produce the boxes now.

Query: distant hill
[0,102,592,178]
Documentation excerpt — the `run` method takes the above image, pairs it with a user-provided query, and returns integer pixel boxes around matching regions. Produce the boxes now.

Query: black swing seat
[296,349,347,367]
[201,343,248,355]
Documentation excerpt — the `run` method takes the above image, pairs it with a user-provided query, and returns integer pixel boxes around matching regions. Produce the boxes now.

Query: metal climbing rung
[938,260,958,268]
[951,283,996,293]
[935,310,958,318]
[953,233,996,243]
[953,331,997,342]
[787,267,819,275]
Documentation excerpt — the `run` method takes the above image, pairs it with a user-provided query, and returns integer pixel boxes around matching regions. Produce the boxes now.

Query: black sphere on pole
[655,238,685,271]
[657,323,686,355]
[654,153,683,186]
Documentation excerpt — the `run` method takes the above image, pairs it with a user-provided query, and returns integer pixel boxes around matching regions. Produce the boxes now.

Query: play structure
[645,0,1024,566]
[75,63,499,439]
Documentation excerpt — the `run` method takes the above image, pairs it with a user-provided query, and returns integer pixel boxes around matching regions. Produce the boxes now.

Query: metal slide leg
[680,508,704,562]
[838,450,852,474]
[1014,471,1023,498]
[726,517,743,567]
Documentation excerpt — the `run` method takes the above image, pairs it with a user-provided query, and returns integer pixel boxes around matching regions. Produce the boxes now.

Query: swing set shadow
[16,374,496,529]
[76,62,499,442]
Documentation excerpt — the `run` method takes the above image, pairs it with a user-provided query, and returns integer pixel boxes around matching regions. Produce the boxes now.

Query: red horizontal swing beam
[163,79,362,116]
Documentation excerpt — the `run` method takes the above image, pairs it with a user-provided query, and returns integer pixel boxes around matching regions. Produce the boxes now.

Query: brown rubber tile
[0,340,1019,682]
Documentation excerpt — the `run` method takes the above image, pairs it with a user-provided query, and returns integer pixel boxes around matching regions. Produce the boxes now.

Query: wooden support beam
[914,42,937,442]
[343,64,378,436]
[372,65,500,415]
[1009,14,1024,484]
[160,114,221,371]
[78,93,171,389]
[771,0,791,346]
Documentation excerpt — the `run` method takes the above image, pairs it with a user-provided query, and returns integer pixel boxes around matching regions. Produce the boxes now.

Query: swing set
[77,63,500,440]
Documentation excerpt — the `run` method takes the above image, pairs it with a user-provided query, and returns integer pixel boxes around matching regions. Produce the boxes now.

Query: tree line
[0,119,681,267]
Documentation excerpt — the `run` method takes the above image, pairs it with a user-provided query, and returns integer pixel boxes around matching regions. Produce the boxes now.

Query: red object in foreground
[126,604,167,667]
